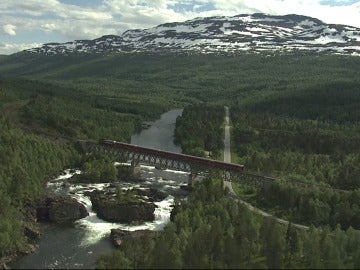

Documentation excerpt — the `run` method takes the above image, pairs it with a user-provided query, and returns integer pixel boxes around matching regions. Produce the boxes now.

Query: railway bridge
[79,139,274,190]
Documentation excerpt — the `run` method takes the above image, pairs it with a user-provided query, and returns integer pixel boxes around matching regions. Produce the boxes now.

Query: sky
[1,0,360,54]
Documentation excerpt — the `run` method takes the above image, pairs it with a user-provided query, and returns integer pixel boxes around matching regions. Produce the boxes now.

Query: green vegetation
[97,179,360,269]
[167,55,360,266]
[71,155,118,183]
[0,59,172,259]
[229,81,360,229]
[116,188,141,204]
[1,53,360,107]
[174,104,224,157]
[0,117,80,256]
[0,78,168,141]
[231,112,360,188]
[1,52,360,267]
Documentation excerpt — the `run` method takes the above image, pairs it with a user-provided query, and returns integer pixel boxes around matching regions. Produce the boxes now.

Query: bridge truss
[81,140,274,190]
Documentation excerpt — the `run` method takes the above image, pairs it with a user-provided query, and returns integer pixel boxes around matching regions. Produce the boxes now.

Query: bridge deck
[100,140,245,172]
[82,139,345,192]
[83,139,275,189]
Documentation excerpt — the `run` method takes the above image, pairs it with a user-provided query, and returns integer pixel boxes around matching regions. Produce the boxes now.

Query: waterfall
[45,168,178,246]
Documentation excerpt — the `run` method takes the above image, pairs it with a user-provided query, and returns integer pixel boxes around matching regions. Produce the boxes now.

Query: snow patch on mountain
[23,13,360,56]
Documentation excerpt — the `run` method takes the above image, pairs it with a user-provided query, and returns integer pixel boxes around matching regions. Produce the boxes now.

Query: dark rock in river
[110,229,158,248]
[24,224,40,240]
[180,184,192,191]
[36,196,88,223]
[90,190,156,223]
[133,187,168,202]
[92,198,155,223]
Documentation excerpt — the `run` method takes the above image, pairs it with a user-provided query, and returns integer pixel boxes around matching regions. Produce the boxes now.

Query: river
[12,109,185,269]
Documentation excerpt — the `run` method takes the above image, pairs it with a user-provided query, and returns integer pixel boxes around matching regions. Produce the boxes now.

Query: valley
[0,21,360,269]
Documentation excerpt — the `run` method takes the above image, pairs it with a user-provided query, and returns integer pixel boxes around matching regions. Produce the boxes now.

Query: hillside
[1,38,360,269]
[1,53,359,107]
[19,13,360,56]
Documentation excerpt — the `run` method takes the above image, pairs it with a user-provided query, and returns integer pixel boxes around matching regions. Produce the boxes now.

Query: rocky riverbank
[1,195,88,269]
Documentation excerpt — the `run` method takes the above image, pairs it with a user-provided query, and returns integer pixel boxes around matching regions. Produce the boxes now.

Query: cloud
[321,0,359,6]
[0,42,42,55]
[1,0,112,20]
[196,0,360,27]
[1,0,360,54]
[2,24,17,36]
[104,0,187,28]
[2,1,360,38]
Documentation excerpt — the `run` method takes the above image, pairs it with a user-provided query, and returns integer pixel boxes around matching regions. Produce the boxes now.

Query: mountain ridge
[22,13,360,56]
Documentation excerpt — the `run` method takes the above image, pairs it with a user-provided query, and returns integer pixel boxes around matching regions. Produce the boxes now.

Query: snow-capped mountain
[24,13,360,56]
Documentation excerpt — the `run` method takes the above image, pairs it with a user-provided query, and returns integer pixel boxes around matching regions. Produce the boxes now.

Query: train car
[100,139,245,172]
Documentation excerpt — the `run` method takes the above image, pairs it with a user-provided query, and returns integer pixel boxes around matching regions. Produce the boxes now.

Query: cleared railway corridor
[222,106,309,231]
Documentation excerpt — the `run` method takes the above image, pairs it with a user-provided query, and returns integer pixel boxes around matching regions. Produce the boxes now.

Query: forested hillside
[97,179,360,269]
[0,77,168,261]
[1,52,359,268]
[174,105,224,157]
[1,53,359,107]
[0,117,79,256]
[227,72,360,229]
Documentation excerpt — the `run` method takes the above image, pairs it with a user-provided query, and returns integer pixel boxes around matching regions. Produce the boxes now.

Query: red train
[100,139,244,172]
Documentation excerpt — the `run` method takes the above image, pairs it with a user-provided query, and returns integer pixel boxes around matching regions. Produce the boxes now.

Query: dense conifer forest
[97,179,360,269]
[0,52,359,268]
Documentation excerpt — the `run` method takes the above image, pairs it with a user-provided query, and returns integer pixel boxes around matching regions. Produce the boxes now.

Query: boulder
[19,244,37,255]
[37,196,88,223]
[110,229,157,248]
[67,174,91,184]
[24,224,40,240]
[180,184,192,191]
[69,169,77,174]
[90,190,155,223]
[133,188,168,202]
[92,197,155,223]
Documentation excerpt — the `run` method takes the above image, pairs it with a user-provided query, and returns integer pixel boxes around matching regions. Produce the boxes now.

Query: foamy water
[46,167,184,247]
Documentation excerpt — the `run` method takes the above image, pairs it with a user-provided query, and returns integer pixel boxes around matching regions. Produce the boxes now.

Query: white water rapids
[46,165,187,247]
[13,108,185,269]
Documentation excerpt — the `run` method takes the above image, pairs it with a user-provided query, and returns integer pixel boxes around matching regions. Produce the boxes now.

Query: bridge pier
[131,159,141,179]
[188,172,198,188]
[76,140,89,154]
[223,171,231,182]
[262,177,273,192]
